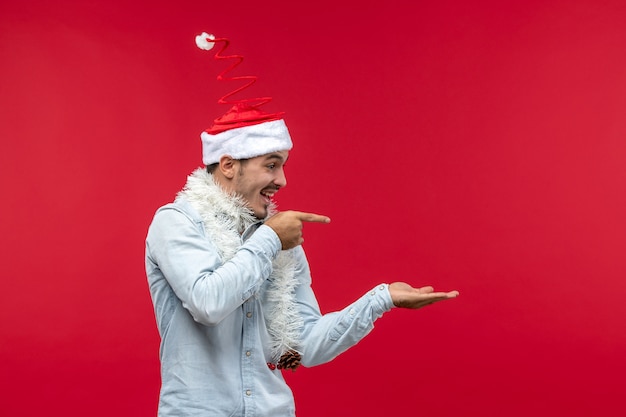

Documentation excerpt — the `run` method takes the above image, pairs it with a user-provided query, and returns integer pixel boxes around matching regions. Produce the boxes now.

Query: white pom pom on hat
[195,32,215,50]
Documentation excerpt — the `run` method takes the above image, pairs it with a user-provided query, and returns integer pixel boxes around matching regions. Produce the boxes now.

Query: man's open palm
[389,282,459,309]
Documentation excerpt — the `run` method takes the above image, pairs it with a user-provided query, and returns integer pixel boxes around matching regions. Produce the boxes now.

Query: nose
[274,167,287,188]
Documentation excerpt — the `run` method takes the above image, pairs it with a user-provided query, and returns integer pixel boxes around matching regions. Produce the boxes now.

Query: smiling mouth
[260,189,276,204]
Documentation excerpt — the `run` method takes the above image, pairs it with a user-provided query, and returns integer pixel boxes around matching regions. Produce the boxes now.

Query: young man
[145,33,459,416]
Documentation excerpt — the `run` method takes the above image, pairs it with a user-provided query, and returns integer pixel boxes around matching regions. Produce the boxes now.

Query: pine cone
[277,349,302,371]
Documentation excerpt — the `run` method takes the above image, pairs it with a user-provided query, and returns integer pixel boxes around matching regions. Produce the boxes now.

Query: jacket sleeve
[290,247,395,367]
[146,206,281,326]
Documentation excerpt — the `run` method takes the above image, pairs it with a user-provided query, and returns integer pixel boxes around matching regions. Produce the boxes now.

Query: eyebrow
[264,153,288,163]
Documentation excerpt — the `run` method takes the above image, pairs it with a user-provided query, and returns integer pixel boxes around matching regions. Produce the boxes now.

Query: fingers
[413,291,459,309]
[293,211,331,224]
[417,287,460,299]
[420,290,460,299]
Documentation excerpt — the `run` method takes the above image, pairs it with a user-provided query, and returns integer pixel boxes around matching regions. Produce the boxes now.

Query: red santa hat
[195,32,293,166]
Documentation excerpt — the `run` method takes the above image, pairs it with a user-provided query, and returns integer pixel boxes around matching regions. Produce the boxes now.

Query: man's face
[232,150,289,219]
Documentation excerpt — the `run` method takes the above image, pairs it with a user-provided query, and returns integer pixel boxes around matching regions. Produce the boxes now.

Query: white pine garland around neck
[176,168,302,361]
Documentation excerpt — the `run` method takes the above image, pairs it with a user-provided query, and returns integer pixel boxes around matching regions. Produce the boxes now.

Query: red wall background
[2,0,626,416]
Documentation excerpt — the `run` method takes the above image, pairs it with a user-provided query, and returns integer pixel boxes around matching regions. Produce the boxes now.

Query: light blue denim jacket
[146,197,394,416]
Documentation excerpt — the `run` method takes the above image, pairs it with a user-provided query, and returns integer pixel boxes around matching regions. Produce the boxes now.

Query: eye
[267,163,276,170]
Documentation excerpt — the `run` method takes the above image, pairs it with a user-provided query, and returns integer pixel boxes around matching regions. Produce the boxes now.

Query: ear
[218,155,237,179]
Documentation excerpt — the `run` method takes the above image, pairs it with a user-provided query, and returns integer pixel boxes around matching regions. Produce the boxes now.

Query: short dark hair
[206,158,249,175]
[206,163,219,174]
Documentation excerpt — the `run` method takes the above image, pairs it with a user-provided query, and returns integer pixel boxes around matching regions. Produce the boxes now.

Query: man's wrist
[254,224,282,258]
[369,283,395,311]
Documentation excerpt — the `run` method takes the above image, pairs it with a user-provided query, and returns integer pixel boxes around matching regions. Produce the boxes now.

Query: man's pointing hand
[265,210,331,250]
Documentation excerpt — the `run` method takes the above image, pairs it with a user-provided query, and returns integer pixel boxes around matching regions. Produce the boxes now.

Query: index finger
[295,211,331,224]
